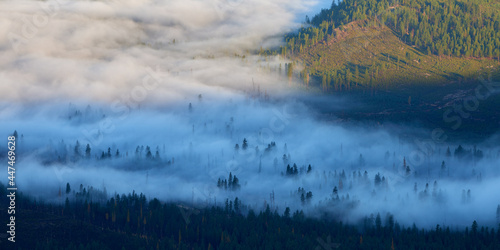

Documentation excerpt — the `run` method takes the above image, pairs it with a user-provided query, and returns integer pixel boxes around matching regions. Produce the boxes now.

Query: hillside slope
[283,0,500,90]
[301,20,499,89]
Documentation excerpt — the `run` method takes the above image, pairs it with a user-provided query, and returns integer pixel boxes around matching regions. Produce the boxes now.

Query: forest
[275,0,500,90]
[4,117,500,249]
[287,0,500,58]
[4,181,500,249]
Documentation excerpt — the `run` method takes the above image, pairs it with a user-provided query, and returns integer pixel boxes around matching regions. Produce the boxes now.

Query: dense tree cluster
[32,138,174,168]
[287,0,500,59]
[217,172,241,191]
[453,144,484,160]
[285,163,299,176]
[283,163,313,176]
[4,181,500,249]
[374,172,389,188]
[276,0,500,91]
[296,187,313,205]
[264,141,277,154]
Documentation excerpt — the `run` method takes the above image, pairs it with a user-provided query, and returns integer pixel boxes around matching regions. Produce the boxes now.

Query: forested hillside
[311,0,500,57]
[278,0,500,89]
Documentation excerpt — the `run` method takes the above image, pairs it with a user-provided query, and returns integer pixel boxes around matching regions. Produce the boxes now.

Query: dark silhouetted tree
[374,173,382,186]
[284,207,290,217]
[85,144,91,158]
[146,146,152,159]
[74,140,81,157]
[446,147,451,157]
[242,138,248,150]
[375,213,382,230]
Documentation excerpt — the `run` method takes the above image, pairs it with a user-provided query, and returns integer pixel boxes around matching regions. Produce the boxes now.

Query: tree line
[4,181,500,249]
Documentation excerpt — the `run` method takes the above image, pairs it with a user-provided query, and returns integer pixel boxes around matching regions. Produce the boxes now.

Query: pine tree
[85,144,91,158]
[64,197,70,211]
[354,66,359,84]
[496,205,500,224]
[306,191,313,201]
[74,140,81,157]
[232,175,240,190]
[242,138,248,150]
[284,207,290,218]
[374,173,382,186]
[293,164,298,175]
[234,197,240,213]
[471,220,478,234]
[375,213,382,230]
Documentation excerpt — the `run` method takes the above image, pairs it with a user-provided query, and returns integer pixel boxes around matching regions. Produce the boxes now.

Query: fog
[1,0,500,230]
